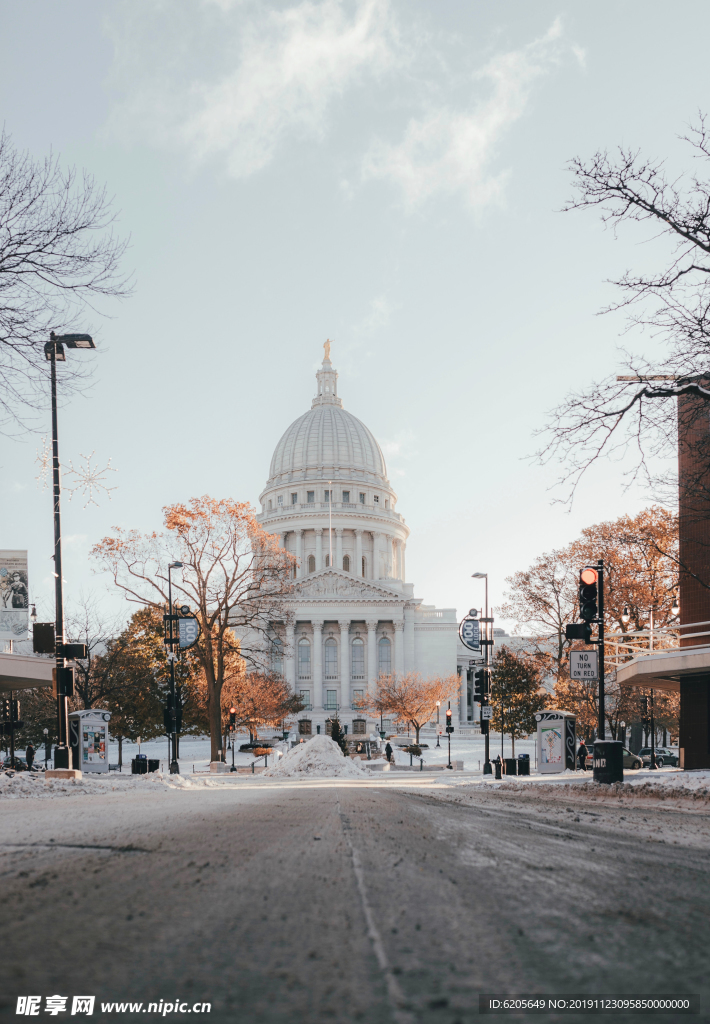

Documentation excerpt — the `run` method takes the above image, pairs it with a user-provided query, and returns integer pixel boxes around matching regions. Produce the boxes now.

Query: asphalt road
[1,779,708,1024]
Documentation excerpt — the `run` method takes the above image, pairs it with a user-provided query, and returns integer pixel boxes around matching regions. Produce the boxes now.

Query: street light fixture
[166,561,183,774]
[472,572,492,775]
[621,607,630,625]
[44,331,95,770]
[671,595,680,618]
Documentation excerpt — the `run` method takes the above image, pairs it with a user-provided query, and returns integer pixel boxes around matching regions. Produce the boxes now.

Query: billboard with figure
[0,550,29,641]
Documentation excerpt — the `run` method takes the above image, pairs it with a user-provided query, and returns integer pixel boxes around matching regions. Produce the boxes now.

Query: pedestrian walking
[25,742,35,770]
[577,740,588,771]
[384,742,393,763]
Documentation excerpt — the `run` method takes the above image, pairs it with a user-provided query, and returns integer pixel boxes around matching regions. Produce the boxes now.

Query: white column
[315,528,323,571]
[395,540,402,579]
[401,541,406,583]
[366,620,378,696]
[312,620,323,709]
[403,603,415,672]
[394,620,404,676]
[339,619,350,710]
[295,530,303,577]
[460,667,468,726]
[284,619,295,690]
[355,530,363,577]
[335,528,343,571]
[371,532,379,579]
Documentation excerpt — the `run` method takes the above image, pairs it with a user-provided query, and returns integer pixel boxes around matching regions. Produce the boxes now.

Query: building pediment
[290,569,402,602]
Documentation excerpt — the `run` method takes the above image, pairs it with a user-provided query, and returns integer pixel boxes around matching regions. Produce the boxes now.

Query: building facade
[255,347,463,735]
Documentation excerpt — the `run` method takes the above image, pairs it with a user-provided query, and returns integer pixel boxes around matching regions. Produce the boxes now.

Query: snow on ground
[263,735,368,778]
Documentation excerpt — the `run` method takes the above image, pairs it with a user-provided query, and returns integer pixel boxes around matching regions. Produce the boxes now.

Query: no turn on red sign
[570,651,598,680]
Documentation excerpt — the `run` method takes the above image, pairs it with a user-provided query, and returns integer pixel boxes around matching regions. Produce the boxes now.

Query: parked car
[1,755,27,770]
[656,747,680,766]
[638,747,665,768]
[583,746,643,770]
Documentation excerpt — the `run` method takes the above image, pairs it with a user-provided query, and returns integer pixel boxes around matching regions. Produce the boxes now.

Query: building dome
[265,347,389,490]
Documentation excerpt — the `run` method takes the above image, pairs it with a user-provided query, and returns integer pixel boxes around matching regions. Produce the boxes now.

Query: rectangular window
[342,491,350,503]
[298,642,311,679]
[373,495,379,504]
[291,493,298,505]
[277,495,283,505]
[325,642,338,679]
[324,489,331,502]
[352,688,364,708]
[352,719,366,734]
[359,493,366,504]
[325,689,338,710]
[307,491,315,503]
[299,689,311,709]
[351,643,365,679]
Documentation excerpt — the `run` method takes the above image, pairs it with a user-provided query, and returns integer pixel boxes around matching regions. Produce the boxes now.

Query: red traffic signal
[580,567,598,586]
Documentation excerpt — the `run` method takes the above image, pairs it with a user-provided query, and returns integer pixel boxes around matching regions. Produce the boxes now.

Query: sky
[2,0,707,631]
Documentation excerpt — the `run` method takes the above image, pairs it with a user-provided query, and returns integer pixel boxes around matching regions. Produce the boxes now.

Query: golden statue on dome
[323,339,332,361]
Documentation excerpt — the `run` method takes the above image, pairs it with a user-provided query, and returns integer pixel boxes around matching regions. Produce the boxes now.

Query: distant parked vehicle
[655,747,680,767]
[584,747,643,770]
[638,747,665,768]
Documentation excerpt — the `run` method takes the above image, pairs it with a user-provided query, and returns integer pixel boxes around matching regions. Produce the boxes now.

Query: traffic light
[445,708,454,734]
[229,707,236,729]
[473,669,485,702]
[579,567,599,622]
[640,695,649,725]
[0,699,9,719]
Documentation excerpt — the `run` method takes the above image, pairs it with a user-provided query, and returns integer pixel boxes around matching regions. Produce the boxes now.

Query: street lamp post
[472,572,492,775]
[436,700,440,747]
[45,331,95,769]
[167,561,183,775]
[43,727,49,768]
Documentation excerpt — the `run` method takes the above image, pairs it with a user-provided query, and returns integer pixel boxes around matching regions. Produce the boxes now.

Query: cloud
[361,19,567,209]
[105,0,403,178]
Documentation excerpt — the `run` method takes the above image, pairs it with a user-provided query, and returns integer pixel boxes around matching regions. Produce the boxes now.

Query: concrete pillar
[335,528,343,571]
[284,619,295,691]
[339,620,350,709]
[315,528,323,571]
[366,620,378,696]
[403,603,415,672]
[295,530,303,577]
[394,620,405,676]
[355,530,363,577]
[312,620,323,710]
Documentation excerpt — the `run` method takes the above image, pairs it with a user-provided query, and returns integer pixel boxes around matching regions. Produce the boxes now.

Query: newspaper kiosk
[535,710,576,774]
[69,709,111,773]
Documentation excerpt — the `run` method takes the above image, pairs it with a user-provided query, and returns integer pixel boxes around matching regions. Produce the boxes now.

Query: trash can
[132,755,148,775]
[148,759,160,773]
[518,754,530,776]
[504,757,517,776]
[593,740,623,784]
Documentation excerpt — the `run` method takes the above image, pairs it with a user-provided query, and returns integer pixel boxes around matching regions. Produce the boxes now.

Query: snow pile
[498,770,710,805]
[0,770,217,800]
[262,735,367,779]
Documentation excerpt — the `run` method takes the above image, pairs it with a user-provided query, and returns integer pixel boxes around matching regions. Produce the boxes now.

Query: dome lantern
[312,340,342,409]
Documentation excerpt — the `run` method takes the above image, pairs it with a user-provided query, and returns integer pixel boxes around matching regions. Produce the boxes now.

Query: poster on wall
[0,550,29,641]
[541,724,563,765]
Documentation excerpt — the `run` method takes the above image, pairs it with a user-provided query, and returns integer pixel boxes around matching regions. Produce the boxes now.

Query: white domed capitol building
[254,344,480,737]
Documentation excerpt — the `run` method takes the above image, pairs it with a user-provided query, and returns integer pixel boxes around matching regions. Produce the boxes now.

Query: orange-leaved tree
[356,672,459,743]
[224,672,304,744]
[91,496,294,761]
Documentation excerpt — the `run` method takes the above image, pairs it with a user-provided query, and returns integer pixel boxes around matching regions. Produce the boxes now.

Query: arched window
[378,636,391,675]
[271,637,283,675]
[343,555,350,572]
[361,556,367,577]
[298,638,311,679]
[325,553,330,567]
[308,554,316,573]
[351,638,365,680]
[325,638,338,679]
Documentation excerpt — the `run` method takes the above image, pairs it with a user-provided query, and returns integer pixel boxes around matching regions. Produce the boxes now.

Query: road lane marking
[337,800,415,1024]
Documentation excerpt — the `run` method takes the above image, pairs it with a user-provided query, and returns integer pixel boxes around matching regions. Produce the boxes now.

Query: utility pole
[597,559,605,741]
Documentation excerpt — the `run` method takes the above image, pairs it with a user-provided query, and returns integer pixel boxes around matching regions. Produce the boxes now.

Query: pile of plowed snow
[262,735,367,779]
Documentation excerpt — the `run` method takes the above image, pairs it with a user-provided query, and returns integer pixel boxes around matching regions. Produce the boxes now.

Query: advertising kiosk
[535,710,576,774]
[69,709,111,773]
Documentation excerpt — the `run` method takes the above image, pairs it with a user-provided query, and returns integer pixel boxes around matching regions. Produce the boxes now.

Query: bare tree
[538,117,710,504]
[0,131,131,429]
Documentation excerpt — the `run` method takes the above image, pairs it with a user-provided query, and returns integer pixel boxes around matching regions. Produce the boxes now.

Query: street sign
[481,706,492,720]
[570,651,598,680]
[178,616,200,650]
[459,616,481,652]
